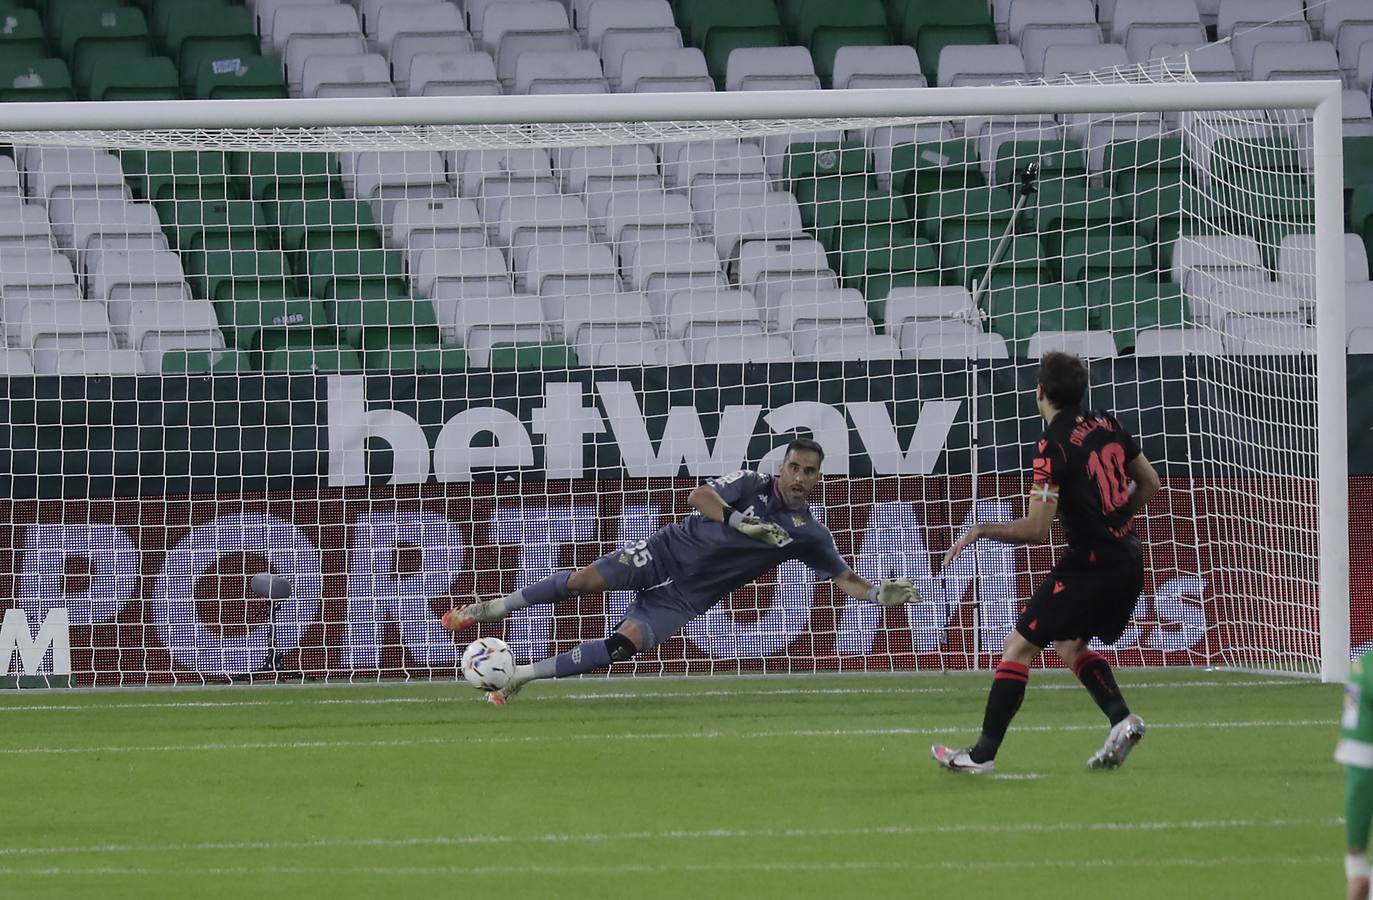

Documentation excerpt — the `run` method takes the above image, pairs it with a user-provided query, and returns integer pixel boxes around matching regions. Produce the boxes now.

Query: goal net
[0,66,1348,687]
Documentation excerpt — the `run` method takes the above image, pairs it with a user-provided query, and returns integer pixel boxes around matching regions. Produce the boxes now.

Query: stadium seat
[161,5,261,90]
[306,247,408,300]
[188,246,289,303]
[892,0,997,82]
[524,242,622,297]
[664,287,765,345]
[1318,0,1373,47]
[299,52,396,97]
[628,239,724,313]
[372,2,467,58]
[0,60,76,102]
[1251,40,1342,82]
[447,294,549,366]
[601,190,695,256]
[481,1,579,87]
[830,45,924,89]
[616,47,712,92]
[708,190,806,262]
[191,55,289,100]
[47,347,149,376]
[157,345,248,374]
[736,238,836,310]
[1020,25,1102,76]
[0,203,54,254]
[899,320,1007,359]
[1229,21,1312,78]
[70,200,166,270]
[1007,0,1099,72]
[261,344,365,372]
[497,194,593,271]
[1171,234,1267,295]
[87,55,179,100]
[57,6,153,96]
[1148,42,1239,82]
[692,333,794,363]
[552,290,655,346]
[1201,280,1306,332]
[12,299,112,371]
[1026,329,1119,359]
[0,9,49,65]
[410,246,511,301]
[1086,280,1191,351]
[1110,0,1204,62]
[406,51,501,95]
[340,150,450,222]
[583,0,677,52]
[1216,0,1303,38]
[388,197,485,251]
[1041,43,1129,81]
[0,348,35,375]
[937,44,1026,87]
[122,149,229,204]
[1223,319,1317,355]
[513,49,608,94]
[725,46,819,91]
[1278,233,1370,297]
[556,144,659,198]
[1131,327,1222,356]
[332,295,442,350]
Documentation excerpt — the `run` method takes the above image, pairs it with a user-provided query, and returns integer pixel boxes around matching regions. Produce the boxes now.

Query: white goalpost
[0,73,1350,687]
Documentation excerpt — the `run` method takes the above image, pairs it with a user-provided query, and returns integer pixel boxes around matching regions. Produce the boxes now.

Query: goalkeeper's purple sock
[531,638,612,680]
[969,661,1029,763]
[497,570,571,614]
[1072,651,1130,725]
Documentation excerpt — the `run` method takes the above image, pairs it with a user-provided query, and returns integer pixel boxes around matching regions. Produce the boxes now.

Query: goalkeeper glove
[727,510,790,546]
[868,577,919,607]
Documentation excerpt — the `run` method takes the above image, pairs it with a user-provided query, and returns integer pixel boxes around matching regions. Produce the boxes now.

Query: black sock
[969,661,1030,763]
[1073,651,1130,725]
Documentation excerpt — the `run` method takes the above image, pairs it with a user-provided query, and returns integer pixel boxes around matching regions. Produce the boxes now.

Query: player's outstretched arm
[831,569,921,607]
[942,492,1058,570]
[688,483,789,545]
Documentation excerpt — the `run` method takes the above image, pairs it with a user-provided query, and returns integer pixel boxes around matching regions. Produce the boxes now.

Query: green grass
[0,669,1345,899]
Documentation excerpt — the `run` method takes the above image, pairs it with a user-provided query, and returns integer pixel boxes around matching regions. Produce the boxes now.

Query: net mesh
[0,60,1329,685]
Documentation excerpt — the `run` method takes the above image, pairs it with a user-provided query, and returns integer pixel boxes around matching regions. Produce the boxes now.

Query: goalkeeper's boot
[442,599,503,633]
[484,675,528,706]
[931,744,995,774]
[1086,713,1145,770]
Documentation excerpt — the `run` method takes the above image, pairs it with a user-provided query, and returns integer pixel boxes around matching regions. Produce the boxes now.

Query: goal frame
[0,79,1349,681]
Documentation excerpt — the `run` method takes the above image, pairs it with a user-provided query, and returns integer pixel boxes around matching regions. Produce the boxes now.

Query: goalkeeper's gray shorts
[592,544,704,651]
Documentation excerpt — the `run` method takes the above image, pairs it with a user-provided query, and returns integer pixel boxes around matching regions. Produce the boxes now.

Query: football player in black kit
[932,351,1161,773]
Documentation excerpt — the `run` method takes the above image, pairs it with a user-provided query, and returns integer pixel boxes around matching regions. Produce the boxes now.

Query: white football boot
[1086,713,1146,769]
[931,744,995,774]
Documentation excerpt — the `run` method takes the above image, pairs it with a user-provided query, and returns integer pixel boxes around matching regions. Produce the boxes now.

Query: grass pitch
[0,669,1343,899]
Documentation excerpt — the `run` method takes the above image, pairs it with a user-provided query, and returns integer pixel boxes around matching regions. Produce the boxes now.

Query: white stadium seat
[481,1,579,86]
[0,203,54,251]
[1217,0,1304,39]
[1133,327,1226,356]
[583,0,677,52]
[615,47,711,92]
[1251,40,1342,82]
[1229,22,1313,77]
[388,197,486,251]
[1027,329,1119,359]
[411,246,512,298]
[406,51,500,96]
[523,242,619,296]
[937,44,1026,87]
[514,49,608,94]
[299,52,395,98]
[725,46,819,91]
[831,45,925,90]
[448,294,549,365]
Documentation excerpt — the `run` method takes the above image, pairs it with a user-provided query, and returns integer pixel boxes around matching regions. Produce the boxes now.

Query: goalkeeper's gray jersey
[653,470,848,608]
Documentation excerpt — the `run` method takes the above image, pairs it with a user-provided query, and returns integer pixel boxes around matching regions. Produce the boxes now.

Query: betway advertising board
[0,358,1336,684]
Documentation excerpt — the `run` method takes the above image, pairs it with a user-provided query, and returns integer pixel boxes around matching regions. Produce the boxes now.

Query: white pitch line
[0,855,1335,878]
[0,718,1334,756]
[6,815,1330,859]
[0,678,1318,714]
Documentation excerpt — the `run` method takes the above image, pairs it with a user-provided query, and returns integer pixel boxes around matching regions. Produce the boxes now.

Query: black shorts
[1015,538,1144,648]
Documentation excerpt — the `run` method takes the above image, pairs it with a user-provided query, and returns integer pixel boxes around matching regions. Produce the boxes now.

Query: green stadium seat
[231,152,342,208]
[305,249,407,301]
[681,0,782,49]
[160,348,251,373]
[160,5,260,91]
[1349,186,1373,270]
[0,60,75,102]
[784,141,878,230]
[260,345,364,373]
[187,247,288,303]
[889,139,985,200]
[890,0,995,82]
[192,54,287,100]
[926,186,1019,246]
[331,297,441,350]
[158,197,266,251]
[983,283,1089,357]
[1030,178,1119,258]
[57,6,153,96]
[218,296,333,359]
[944,232,1042,293]
[1086,279,1190,352]
[87,55,180,100]
[0,10,49,65]
[212,278,296,312]
[1058,233,1152,283]
[364,345,468,372]
[486,342,578,370]
[812,191,909,252]
[993,139,1087,187]
[835,223,939,321]
[790,0,886,44]
[44,0,122,32]
[122,149,230,203]
[150,0,232,40]
[1345,137,1373,204]
[278,199,383,258]
[1209,137,1312,268]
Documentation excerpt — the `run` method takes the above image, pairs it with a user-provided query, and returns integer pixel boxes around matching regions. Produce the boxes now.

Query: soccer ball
[461,637,514,691]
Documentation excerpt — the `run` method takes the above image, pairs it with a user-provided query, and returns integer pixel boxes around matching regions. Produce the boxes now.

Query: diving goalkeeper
[441,438,919,703]
[1338,650,1373,900]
